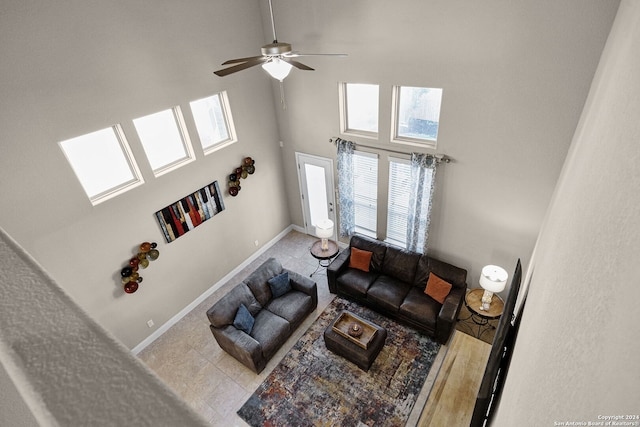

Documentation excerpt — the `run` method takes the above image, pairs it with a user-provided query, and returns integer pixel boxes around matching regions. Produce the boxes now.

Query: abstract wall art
[155,180,225,243]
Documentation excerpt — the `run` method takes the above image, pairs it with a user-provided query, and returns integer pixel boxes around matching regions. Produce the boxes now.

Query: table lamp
[315,219,334,251]
[479,265,508,311]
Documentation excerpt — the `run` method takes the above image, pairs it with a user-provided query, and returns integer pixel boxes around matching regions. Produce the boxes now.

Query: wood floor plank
[418,331,491,426]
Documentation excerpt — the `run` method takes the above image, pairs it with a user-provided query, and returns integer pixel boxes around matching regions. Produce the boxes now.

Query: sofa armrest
[435,286,465,344]
[327,248,351,293]
[286,269,318,310]
[209,324,265,373]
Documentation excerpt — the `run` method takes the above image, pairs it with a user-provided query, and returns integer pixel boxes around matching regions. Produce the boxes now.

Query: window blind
[353,151,378,237]
[386,157,412,247]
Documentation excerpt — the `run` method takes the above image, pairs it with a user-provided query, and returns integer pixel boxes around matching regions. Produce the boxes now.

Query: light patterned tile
[210,379,250,418]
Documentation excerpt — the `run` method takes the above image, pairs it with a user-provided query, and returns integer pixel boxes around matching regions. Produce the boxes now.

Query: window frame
[189,91,237,155]
[339,82,379,140]
[133,106,196,177]
[390,85,442,149]
[59,124,144,206]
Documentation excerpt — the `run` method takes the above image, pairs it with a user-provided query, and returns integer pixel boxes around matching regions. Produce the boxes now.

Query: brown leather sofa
[327,235,467,344]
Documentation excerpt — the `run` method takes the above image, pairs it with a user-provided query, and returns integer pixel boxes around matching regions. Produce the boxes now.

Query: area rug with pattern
[237,296,441,426]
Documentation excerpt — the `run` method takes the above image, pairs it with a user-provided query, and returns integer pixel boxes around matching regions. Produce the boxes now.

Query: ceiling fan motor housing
[261,42,292,56]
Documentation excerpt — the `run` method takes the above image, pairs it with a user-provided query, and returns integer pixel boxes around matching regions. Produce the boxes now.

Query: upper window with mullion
[391,86,443,149]
[59,125,144,205]
[189,91,237,155]
[339,83,379,139]
[133,107,195,177]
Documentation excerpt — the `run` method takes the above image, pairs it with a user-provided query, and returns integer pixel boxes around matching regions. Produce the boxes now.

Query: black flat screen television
[470,259,524,427]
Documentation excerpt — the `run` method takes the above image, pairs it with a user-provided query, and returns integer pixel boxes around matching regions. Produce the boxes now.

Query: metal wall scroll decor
[155,180,225,243]
[227,156,256,196]
[120,241,160,294]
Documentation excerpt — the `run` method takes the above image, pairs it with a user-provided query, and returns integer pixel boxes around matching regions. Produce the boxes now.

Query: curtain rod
[328,137,451,163]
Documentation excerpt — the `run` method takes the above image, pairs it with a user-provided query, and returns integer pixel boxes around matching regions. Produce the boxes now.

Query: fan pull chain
[279,81,287,110]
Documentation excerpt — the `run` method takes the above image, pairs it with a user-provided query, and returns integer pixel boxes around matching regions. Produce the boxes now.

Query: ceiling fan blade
[221,55,265,65]
[281,57,314,71]
[214,58,266,77]
[284,52,348,58]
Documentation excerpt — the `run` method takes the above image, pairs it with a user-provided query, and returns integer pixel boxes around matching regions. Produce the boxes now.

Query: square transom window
[391,86,443,148]
[189,91,237,154]
[133,107,195,176]
[339,83,379,139]
[59,125,144,205]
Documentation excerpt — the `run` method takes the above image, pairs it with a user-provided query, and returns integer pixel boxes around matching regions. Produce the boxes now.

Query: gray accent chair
[206,258,318,373]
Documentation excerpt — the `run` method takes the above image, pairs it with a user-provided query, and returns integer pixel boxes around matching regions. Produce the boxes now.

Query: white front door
[295,153,336,239]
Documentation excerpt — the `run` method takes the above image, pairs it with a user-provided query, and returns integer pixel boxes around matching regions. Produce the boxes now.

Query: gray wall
[269,0,618,294]
[0,362,39,427]
[494,0,640,423]
[0,0,620,352]
[0,0,290,349]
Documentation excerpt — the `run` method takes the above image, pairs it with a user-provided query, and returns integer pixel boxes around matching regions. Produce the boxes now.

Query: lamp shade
[261,58,292,81]
[479,265,508,293]
[315,219,334,239]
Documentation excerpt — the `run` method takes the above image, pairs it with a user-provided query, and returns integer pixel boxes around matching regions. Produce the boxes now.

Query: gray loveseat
[206,258,317,373]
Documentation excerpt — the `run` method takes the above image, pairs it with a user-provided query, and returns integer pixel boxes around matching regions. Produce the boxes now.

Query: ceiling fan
[214,0,346,81]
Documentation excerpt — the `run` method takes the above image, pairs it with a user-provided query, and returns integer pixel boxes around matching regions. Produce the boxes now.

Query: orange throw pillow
[349,247,373,272]
[424,273,453,304]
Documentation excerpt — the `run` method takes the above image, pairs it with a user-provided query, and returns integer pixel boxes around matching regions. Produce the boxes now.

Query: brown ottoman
[323,310,387,371]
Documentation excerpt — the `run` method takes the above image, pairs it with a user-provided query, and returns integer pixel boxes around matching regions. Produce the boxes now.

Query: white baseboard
[131,224,299,355]
[290,224,305,234]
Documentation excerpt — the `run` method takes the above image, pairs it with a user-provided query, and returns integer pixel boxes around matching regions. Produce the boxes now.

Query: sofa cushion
[399,287,440,329]
[349,247,373,272]
[336,269,378,298]
[424,274,453,304]
[251,310,290,359]
[350,235,387,272]
[413,255,467,289]
[233,304,255,334]
[381,246,421,284]
[207,283,261,327]
[266,291,314,327]
[244,258,284,305]
[268,272,291,298]
[367,276,412,313]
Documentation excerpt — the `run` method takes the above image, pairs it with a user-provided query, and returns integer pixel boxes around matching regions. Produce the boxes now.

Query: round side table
[461,288,505,339]
[309,240,339,277]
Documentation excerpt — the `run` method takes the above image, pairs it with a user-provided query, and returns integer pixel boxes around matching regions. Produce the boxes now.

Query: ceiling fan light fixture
[262,58,292,81]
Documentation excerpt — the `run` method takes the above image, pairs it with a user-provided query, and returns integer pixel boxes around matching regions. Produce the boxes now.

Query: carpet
[237,297,441,427]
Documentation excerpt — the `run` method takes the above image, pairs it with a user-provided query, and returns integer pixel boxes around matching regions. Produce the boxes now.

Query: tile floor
[136,230,481,426]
